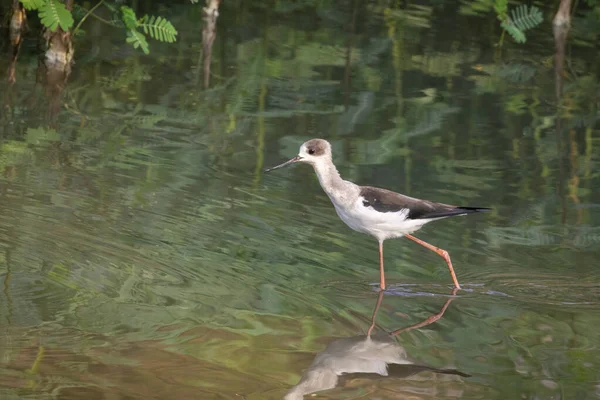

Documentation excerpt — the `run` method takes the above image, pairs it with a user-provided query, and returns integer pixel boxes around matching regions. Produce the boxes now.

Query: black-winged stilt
[266,139,490,290]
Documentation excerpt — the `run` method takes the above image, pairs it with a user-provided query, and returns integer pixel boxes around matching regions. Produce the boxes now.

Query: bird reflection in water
[285,289,468,399]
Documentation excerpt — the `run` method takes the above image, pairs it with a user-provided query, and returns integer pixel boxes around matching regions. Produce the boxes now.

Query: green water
[1,1,600,399]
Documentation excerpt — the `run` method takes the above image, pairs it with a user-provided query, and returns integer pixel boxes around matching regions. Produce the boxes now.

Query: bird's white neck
[311,159,357,206]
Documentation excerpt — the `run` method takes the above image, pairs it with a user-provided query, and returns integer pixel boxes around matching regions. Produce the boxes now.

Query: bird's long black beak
[265,156,302,172]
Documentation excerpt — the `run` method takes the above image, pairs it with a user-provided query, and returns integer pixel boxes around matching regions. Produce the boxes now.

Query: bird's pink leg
[378,240,386,290]
[405,234,461,290]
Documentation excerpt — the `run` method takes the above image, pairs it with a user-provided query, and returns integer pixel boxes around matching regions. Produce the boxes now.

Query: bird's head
[265,138,332,172]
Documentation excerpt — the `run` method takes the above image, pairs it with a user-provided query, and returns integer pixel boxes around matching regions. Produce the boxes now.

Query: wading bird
[266,139,489,290]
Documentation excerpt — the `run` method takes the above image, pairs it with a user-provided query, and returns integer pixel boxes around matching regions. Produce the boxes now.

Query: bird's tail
[455,206,491,214]
[423,206,491,219]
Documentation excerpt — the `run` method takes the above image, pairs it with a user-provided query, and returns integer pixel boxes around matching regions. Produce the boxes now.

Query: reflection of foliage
[459,0,495,16]
[0,141,34,173]
[26,127,61,145]
[406,104,460,138]
[496,63,537,83]
[382,4,433,29]
[468,62,545,94]
[411,48,479,77]
[505,93,527,115]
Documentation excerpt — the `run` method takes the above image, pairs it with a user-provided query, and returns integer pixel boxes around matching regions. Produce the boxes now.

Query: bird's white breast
[331,196,430,241]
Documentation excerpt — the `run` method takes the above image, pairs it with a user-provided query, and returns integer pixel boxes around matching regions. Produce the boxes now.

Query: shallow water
[1,1,600,399]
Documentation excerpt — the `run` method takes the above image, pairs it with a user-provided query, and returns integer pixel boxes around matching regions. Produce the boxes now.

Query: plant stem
[73,0,106,35]
[88,12,113,25]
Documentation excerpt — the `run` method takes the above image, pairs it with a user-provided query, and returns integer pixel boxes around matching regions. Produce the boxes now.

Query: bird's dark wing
[339,364,471,383]
[359,186,490,219]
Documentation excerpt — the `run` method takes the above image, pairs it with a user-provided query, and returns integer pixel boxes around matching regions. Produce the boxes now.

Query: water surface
[1,1,600,399]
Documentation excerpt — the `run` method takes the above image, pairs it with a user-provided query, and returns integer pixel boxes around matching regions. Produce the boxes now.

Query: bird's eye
[308,148,315,155]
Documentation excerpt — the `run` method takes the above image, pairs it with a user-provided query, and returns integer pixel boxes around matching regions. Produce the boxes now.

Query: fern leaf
[126,30,149,54]
[509,4,543,31]
[21,0,46,10]
[501,5,542,43]
[39,0,74,31]
[500,21,526,43]
[139,15,178,43]
[120,6,138,30]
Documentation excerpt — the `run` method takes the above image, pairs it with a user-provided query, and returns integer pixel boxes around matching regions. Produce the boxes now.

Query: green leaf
[501,5,543,43]
[508,5,543,31]
[21,0,46,10]
[500,22,526,43]
[39,0,74,32]
[493,0,507,20]
[120,6,138,30]
[138,15,178,43]
[126,30,149,54]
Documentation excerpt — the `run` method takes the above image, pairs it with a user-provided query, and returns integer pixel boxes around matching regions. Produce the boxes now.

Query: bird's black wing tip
[412,206,491,219]
[458,206,491,213]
